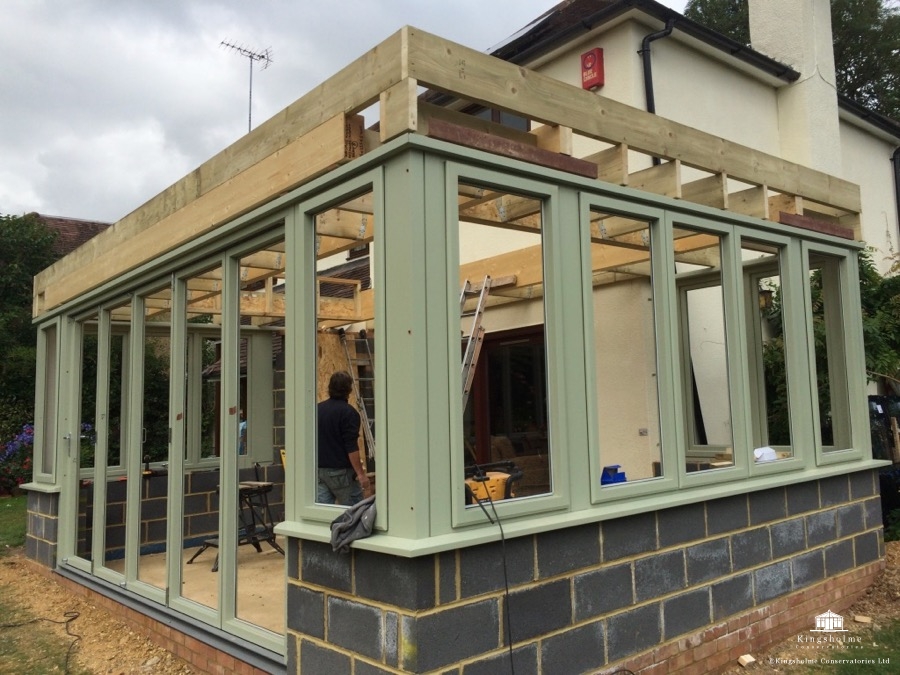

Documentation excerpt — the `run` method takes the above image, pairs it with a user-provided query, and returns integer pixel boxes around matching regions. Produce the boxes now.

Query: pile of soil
[0,552,193,674]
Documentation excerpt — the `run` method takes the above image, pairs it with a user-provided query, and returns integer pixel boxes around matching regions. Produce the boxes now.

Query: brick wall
[63,464,285,563]
[25,490,58,567]
[286,469,884,674]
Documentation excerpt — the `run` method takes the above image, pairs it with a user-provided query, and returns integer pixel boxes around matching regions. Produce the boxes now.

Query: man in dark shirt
[317,371,371,505]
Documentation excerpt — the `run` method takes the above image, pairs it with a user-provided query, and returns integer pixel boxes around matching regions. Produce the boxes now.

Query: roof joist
[34,26,861,319]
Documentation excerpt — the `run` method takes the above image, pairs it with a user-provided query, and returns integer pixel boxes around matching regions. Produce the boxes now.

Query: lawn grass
[802,621,900,673]
[0,494,27,553]
[0,591,91,675]
[0,495,93,675]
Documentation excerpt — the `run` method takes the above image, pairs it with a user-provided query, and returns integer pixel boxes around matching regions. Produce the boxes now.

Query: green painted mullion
[166,274,187,600]
[382,151,431,539]
[423,153,453,535]
[790,242,820,469]
[655,212,685,488]
[283,204,307,520]
[124,296,145,584]
[57,317,81,564]
[218,252,240,624]
[721,228,751,475]
[554,186,591,509]
[90,311,110,568]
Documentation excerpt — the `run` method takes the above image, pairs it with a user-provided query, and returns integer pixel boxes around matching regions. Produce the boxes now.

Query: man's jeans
[317,467,363,506]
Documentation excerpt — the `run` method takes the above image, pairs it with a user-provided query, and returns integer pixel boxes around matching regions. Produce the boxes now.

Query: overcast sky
[0,0,686,223]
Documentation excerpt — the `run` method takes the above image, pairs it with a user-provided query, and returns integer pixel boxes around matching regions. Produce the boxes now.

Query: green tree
[0,214,57,439]
[685,0,900,120]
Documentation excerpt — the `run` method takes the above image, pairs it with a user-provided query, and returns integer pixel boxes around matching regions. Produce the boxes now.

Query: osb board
[36,114,364,316]
[317,329,367,460]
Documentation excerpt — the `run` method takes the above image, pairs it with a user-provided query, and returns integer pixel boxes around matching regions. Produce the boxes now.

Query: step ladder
[460,275,492,411]
[339,328,376,460]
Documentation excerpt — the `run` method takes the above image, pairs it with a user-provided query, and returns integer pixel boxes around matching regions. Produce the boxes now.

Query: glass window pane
[314,191,376,508]
[181,264,223,611]
[808,253,852,452]
[40,324,58,475]
[676,228,734,471]
[458,182,550,500]
[235,237,286,634]
[742,240,792,462]
[589,209,662,484]
[76,316,98,562]
[137,287,171,590]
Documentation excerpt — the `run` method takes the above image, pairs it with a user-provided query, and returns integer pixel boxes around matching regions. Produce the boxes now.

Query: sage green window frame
[739,230,810,477]
[446,163,572,526]
[671,214,750,489]
[580,194,678,503]
[285,169,387,530]
[32,319,62,483]
[802,242,868,465]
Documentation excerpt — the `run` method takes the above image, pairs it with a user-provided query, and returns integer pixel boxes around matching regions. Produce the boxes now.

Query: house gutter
[639,17,676,165]
[491,0,800,84]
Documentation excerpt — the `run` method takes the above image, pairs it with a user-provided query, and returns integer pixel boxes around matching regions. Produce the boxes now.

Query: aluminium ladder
[339,328,376,460]
[460,275,492,411]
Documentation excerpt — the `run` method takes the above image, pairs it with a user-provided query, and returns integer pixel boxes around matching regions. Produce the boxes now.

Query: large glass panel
[103,301,131,572]
[235,237,286,634]
[743,240,792,461]
[676,228,734,471]
[315,191,376,506]
[40,324,58,476]
[808,253,852,452]
[75,315,99,562]
[458,182,550,499]
[181,264,223,611]
[137,286,172,590]
[589,210,662,484]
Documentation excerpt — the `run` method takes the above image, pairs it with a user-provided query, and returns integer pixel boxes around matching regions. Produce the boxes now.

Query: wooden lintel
[427,118,598,179]
[36,113,365,315]
[778,212,855,240]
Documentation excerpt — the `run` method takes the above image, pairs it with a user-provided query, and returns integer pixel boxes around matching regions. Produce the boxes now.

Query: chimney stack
[748,0,842,174]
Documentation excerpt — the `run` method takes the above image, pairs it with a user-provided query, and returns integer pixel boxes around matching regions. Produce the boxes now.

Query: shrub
[886,509,900,542]
[0,424,33,495]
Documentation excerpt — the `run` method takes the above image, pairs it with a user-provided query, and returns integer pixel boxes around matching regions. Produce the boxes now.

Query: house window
[457,180,552,501]
[35,323,59,480]
[314,189,377,506]
[676,228,734,471]
[465,327,549,496]
[742,239,793,460]
[587,208,662,485]
[807,251,852,452]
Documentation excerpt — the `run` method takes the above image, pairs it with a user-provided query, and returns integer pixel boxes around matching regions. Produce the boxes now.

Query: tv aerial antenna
[220,40,273,133]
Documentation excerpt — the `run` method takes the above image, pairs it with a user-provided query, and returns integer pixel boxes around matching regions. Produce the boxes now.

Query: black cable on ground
[466,474,515,675]
[0,610,83,673]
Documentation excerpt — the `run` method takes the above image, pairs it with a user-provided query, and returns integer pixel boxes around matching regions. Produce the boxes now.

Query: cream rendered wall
[593,277,662,481]
[839,120,900,273]
[531,19,783,162]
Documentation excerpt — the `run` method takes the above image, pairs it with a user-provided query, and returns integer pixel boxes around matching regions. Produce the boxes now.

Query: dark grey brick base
[285,470,882,673]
